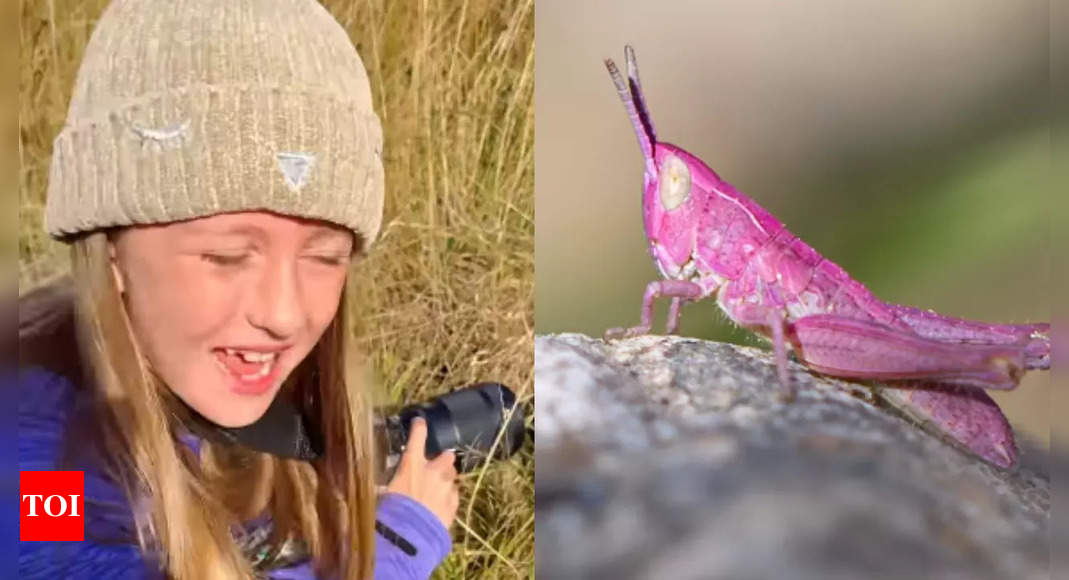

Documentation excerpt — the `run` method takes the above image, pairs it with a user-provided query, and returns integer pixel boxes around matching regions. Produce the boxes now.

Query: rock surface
[535,333,1049,580]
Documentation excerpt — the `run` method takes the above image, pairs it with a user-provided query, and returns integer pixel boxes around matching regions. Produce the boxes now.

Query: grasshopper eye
[659,155,691,211]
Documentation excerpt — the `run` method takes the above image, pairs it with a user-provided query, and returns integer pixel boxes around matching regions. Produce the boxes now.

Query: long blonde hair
[61,230,378,579]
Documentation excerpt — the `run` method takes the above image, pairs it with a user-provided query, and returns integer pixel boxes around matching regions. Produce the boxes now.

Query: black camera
[377,382,525,476]
[185,380,525,477]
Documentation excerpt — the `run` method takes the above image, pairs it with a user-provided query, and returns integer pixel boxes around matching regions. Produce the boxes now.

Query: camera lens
[380,382,525,474]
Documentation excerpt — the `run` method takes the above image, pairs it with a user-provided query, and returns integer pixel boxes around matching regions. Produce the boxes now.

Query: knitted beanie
[44,0,384,247]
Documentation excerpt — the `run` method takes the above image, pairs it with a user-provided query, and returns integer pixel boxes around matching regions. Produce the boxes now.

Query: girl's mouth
[212,348,283,394]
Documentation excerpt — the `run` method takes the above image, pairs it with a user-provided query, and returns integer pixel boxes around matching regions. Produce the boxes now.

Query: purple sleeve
[176,432,451,579]
[263,493,451,580]
[372,493,452,580]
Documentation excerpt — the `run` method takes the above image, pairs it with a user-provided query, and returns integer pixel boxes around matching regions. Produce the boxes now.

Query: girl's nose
[247,259,303,340]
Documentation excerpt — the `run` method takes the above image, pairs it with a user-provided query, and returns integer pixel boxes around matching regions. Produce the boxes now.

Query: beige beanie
[44,0,384,247]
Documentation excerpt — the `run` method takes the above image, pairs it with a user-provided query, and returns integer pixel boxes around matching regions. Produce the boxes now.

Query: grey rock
[535,333,1049,580]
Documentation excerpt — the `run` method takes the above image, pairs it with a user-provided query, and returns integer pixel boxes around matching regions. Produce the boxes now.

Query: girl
[18,0,458,577]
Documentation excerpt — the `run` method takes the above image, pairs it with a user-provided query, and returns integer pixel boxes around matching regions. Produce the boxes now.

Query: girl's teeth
[236,359,273,382]
[223,349,278,363]
[251,360,271,378]
[215,349,278,383]
[239,351,275,363]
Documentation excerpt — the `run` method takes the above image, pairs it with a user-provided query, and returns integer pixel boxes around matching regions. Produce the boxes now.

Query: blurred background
[19,0,533,577]
[535,0,1052,448]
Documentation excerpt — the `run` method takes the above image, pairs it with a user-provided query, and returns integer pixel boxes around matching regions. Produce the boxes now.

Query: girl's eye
[309,255,349,267]
[202,254,249,266]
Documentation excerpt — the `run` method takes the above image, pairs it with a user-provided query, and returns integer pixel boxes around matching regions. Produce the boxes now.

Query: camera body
[377,382,525,477]
[185,379,525,479]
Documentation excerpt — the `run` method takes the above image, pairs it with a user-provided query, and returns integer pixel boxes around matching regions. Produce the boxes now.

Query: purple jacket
[17,282,451,579]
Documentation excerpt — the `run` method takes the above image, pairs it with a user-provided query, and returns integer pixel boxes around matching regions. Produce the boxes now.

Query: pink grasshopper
[603,46,1050,468]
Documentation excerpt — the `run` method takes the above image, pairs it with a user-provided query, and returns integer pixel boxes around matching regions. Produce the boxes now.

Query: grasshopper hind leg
[786,314,1031,390]
[889,304,1049,370]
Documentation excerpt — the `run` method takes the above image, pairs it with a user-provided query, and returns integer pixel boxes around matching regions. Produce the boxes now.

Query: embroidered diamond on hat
[277,152,317,192]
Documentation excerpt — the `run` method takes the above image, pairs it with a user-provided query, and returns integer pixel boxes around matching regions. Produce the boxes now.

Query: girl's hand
[385,417,460,529]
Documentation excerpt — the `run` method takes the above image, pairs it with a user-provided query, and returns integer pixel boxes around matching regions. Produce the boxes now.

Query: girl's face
[108,211,354,427]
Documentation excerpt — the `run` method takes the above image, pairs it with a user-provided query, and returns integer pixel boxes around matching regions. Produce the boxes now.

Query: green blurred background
[535,0,1053,447]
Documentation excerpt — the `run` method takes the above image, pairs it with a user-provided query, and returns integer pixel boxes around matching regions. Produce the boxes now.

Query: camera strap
[179,391,323,461]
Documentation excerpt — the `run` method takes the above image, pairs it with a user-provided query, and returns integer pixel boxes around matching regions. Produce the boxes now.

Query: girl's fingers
[402,417,428,467]
[429,449,458,480]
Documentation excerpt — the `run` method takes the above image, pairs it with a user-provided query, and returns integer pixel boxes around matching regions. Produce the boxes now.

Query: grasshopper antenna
[624,45,657,146]
[605,46,657,175]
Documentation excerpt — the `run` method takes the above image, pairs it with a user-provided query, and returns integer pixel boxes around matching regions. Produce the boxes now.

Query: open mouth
[212,348,282,383]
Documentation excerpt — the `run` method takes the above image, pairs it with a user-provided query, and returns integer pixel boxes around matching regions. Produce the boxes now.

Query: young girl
[18,0,458,577]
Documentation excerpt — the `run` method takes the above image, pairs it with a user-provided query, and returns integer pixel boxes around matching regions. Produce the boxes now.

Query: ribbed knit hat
[45,0,384,247]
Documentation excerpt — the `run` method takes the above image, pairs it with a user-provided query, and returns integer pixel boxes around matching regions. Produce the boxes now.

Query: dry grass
[18,0,533,577]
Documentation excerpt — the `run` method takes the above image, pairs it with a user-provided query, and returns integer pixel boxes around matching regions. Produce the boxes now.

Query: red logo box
[20,471,84,541]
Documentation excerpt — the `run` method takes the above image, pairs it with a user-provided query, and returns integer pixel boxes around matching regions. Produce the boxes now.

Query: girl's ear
[107,239,126,295]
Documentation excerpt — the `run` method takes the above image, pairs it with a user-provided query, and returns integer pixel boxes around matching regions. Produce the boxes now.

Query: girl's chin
[166,372,284,429]
[206,403,274,429]
[195,386,277,427]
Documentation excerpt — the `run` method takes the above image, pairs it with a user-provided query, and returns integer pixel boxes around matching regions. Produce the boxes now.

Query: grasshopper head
[605,47,697,215]
[606,46,699,277]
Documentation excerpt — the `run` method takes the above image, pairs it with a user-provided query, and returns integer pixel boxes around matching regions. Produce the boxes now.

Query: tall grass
[18,0,534,577]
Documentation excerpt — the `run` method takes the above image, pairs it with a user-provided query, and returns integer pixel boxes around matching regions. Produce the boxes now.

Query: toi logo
[20,471,84,541]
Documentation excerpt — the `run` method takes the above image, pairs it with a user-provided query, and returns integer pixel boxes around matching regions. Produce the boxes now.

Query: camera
[184,380,525,477]
[377,382,526,476]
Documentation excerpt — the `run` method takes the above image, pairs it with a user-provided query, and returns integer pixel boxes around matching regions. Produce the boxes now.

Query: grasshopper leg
[732,305,796,401]
[665,297,687,335]
[768,314,795,402]
[787,314,1027,390]
[889,304,1049,370]
[605,280,703,340]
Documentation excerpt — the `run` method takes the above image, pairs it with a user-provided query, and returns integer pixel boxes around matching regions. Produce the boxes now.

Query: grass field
[18,0,534,577]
